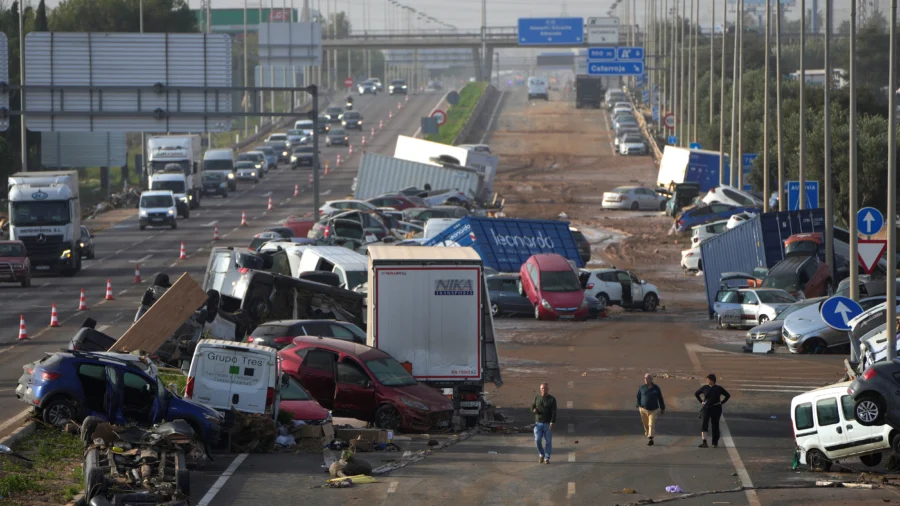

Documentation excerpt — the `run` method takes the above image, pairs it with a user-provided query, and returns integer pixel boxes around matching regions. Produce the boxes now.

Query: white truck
[147,135,202,218]
[366,245,503,427]
[7,170,82,275]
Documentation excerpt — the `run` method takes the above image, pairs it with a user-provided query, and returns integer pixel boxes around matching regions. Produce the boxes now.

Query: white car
[726,211,758,230]
[579,268,661,311]
[602,186,666,211]
[681,246,702,272]
[234,161,260,183]
[618,133,647,156]
[713,287,797,328]
[318,199,377,217]
[691,219,729,247]
[702,185,764,208]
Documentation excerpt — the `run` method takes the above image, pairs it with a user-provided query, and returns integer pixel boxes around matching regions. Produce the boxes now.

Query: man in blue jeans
[531,382,557,464]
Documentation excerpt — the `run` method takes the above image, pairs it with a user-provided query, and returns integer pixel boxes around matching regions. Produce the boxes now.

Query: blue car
[674,203,760,232]
[16,351,223,443]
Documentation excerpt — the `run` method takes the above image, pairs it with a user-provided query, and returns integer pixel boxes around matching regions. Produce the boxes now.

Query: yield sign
[858,239,888,274]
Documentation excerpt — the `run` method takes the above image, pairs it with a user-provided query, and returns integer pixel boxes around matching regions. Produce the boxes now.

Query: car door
[504,278,532,312]
[629,271,644,302]
[597,271,622,302]
[297,349,338,409]
[120,369,160,425]
[616,270,634,306]
[839,393,888,455]
[714,289,743,325]
[333,357,377,419]
[814,394,851,459]
[739,290,760,323]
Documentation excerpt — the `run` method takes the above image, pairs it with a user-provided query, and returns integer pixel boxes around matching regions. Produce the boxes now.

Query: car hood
[0,255,26,263]
[542,290,585,307]
[279,399,329,421]
[783,305,829,334]
[749,320,784,334]
[393,383,454,411]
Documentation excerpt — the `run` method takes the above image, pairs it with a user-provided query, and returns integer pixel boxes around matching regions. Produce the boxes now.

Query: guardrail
[453,84,497,145]
[627,90,663,162]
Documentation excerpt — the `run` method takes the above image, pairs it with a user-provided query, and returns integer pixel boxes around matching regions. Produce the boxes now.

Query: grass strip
[426,82,489,145]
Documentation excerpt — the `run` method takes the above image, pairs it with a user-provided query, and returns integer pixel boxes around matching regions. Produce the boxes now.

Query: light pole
[824,0,834,270]
[718,0,726,184]
[776,0,784,210]
[886,0,897,360]
[763,0,770,211]
[737,0,744,189]
[798,0,806,209]
[243,0,249,138]
[709,0,714,125]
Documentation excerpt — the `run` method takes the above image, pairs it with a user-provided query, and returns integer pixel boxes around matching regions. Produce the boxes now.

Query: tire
[803,338,827,354]
[490,303,499,316]
[223,191,228,198]
[87,248,95,260]
[183,209,190,219]
[140,225,146,230]
[717,316,729,329]
[42,397,77,427]
[855,394,885,426]
[860,452,883,467]
[630,201,639,210]
[596,293,609,307]
[374,404,403,431]
[807,449,832,472]
[175,451,191,495]
[758,315,769,325]
[81,416,104,448]
[83,448,106,499]
[642,293,659,312]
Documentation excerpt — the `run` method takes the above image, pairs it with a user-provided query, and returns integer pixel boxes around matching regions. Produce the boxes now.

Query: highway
[0,89,445,430]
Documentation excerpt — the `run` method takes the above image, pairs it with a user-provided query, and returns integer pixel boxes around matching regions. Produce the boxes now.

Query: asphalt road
[0,88,444,430]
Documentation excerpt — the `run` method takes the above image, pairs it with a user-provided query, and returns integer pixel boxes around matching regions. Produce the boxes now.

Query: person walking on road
[532,382,557,464]
[695,373,731,448]
[636,373,665,446]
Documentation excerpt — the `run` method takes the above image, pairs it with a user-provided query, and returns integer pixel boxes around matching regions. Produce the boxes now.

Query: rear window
[281,376,312,401]
[794,402,813,430]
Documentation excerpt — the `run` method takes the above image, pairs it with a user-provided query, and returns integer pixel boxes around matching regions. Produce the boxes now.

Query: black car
[78,225,95,259]
[341,111,363,130]
[487,274,533,316]
[570,227,591,265]
[291,146,316,169]
[326,128,349,147]
[389,80,408,95]
[848,360,900,427]
[324,107,344,123]
[266,134,290,163]
[201,171,228,198]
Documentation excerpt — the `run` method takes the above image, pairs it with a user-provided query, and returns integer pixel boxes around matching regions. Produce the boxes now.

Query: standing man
[636,373,665,446]
[531,382,557,464]
[695,373,731,448]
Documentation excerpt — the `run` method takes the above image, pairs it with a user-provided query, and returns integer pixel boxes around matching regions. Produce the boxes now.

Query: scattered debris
[666,485,684,493]
[329,449,373,477]
[228,409,277,453]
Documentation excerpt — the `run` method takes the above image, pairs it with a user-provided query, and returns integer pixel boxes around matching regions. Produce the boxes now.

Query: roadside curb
[66,492,85,506]
[0,419,36,449]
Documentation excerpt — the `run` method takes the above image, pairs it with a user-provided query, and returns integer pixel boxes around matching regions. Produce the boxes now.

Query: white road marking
[0,409,32,436]
[568,453,575,462]
[566,401,574,409]
[685,343,760,506]
[40,283,50,288]
[387,481,399,494]
[204,220,219,227]
[261,192,272,197]
[197,453,248,506]
[168,261,178,267]
[97,325,109,332]
[567,423,574,434]
[322,189,332,196]
[117,289,129,296]
[567,482,575,498]
[129,254,153,264]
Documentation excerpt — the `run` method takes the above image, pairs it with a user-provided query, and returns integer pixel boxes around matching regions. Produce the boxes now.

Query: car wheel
[490,303,499,316]
[140,225,146,231]
[854,394,885,426]
[758,315,769,325]
[534,305,541,320]
[630,201,639,210]
[87,248,95,260]
[860,452,883,467]
[806,449,832,472]
[642,293,659,312]
[374,404,403,431]
[717,316,729,329]
[42,397,77,427]
[21,276,30,288]
[171,220,177,230]
[802,338,827,354]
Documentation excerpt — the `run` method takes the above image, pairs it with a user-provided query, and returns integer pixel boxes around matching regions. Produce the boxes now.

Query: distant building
[788,68,848,89]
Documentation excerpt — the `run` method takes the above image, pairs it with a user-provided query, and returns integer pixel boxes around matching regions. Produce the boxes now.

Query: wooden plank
[109,273,208,354]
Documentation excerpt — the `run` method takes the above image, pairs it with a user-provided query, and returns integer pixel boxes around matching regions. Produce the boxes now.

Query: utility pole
[710,0,715,125]
[663,0,669,131]
[687,0,694,143]
[737,0,744,189]
[243,0,249,138]
[776,0,784,210]
[763,0,770,211]
[799,0,806,209]
[824,0,834,272]
[729,0,738,186]
[679,0,685,146]
[718,0,726,184]
[691,0,698,141]
[886,0,897,360]
[849,0,859,301]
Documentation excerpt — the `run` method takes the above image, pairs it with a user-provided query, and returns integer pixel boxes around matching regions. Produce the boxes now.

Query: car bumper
[15,383,38,407]
[401,408,453,432]
[292,158,314,167]
[537,306,589,321]
[236,174,258,181]
[139,217,176,227]
[0,266,29,282]
[621,149,646,155]
[327,139,347,145]
[601,200,633,209]
[389,89,408,94]
[202,186,226,194]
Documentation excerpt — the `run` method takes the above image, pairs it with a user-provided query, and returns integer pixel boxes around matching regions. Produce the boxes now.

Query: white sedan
[318,199,377,217]
[618,133,647,156]
[602,186,667,211]
[681,246,702,272]
[714,288,796,328]
[702,185,764,207]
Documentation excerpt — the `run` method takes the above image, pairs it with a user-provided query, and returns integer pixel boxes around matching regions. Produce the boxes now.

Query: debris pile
[228,409,277,453]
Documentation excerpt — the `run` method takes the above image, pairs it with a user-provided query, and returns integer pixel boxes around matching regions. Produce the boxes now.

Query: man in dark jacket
[531,382,557,464]
[695,373,730,448]
[636,373,665,445]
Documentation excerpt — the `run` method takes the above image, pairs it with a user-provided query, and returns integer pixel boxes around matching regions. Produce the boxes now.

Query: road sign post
[857,207,885,237]
[430,109,447,126]
[820,296,865,331]
[344,77,353,88]
[787,181,819,211]
[586,17,620,44]
[858,239,888,274]
[587,62,644,76]
[664,113,675,130]
[518,17,585,45]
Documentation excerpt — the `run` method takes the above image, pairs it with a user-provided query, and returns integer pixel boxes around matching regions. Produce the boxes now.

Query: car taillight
[266,387,275,407]
[864,368,877,381]
[185,377,195,398]
[247,336,256,342]
[709,188,716,193]
[41,371,60,381]
[275,337,292,344]
[586,283,594,289]
[25,367,33,375]
[685,252,694,257]
[324,226,330,238]
[677,220,685,227]
[461,392,479,401]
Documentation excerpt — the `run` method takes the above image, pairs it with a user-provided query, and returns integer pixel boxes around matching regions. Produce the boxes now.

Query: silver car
[782,296,888,354]
[714,288,796,329]
[744,297,827,349]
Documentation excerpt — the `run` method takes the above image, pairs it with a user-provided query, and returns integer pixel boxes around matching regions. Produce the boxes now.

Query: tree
[49,0,197,33]
[35,0,48,31]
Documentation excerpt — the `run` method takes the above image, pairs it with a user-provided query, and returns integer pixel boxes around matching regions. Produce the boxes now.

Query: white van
[294,119,314,133]
[295,246,368,290]
[203,148,237,191]
[186,339,279,415]
[791,381,896,471]
[527,76,549,101]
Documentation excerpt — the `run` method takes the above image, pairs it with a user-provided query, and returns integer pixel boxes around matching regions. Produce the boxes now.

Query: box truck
[7,170,82,275]
[366,246,503,427]
[657,145,731,193]
[147,135,203,217]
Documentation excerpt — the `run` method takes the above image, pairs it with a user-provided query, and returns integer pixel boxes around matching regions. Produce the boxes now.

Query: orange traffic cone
[105,279,114,300]
[348,145,353,155]
[325,163,330,175]
[361,135,366,146]
[397,102,402,110]
[134,265,142,284]
[336,154,341,167]
[241,211,248,226]
[18,315,28,340]
[78,289,88,311]
[267,197,273,211]
[389,111,393,119]
[294,184,299,197]
[308,174,314,185]
[179,242,187,260]
[370,127,375,138]
[379,120,383,129]
[213,224,220,241]
[49,303,60,327]
[405,94,409,102]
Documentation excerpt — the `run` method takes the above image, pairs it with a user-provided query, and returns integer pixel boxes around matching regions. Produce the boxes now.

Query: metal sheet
[254,65,304,87]
[258,22,322,66]
[41,132,127,168]
[24,32,233,132]
[354,152,483,200]
[0,33,9,131]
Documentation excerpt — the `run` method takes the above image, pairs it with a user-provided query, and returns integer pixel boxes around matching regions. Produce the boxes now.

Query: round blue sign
[857,207,884,237]
[819,296,865,332]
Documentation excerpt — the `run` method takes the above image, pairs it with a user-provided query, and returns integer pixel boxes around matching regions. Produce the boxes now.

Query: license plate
[559,315,575,320]
[460,401,480,408]
[35,265,50,271]
[151,218,163,222]
[437,420,450,427]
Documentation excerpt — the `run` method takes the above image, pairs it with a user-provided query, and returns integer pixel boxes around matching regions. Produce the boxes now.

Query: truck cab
[149,165,192,218]
[147,136,202,214]
[7,170,82,276]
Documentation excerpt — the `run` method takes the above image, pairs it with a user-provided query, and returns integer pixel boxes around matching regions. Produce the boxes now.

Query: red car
[278,336,454,431]
[0,241,31,287]
[366,195,423,211]
[278,375,330,422]
[519,253,588,321]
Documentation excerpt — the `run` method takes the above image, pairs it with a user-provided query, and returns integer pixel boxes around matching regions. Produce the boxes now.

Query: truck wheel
[171,220,178,230]
[140,225,146,231]
[860,452,883,467]
[183,208,190,219]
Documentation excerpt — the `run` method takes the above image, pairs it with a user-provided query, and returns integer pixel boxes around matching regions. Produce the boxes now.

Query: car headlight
[251,171,256,176]
[344,137,349,141]
[139,209,148,217]
[541,299,552,310]
[60,249,72,259]
[291,155,297,161]
[342,121,347,125]
[227,173,235,179]
[167,209,175,215]
[401,396,430,411]
[79,242,85,248]
[180,197,188,203]
[282,151,289,156]
[401,85,407,89]
[256,162,262,168]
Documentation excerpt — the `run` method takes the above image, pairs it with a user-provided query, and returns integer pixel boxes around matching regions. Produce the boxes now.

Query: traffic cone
[179,242,187,260]
[325,163,330,175]
[361,136,366,146]
[389,111,393,119]
[294,184,299,197]
[405,94,409,102]
[379,120,384,129]
[213,225,220,241]
[18,315,28,340]
[78,289,88,311]
[49,303,60,327]
[134,264,142,284]
[336,154,342,166]
[308,174,314,185]
[370,127,375,138]
[105,279,114,300]
[348,145,353,155]
[267,197,273,211]
[241,211,248,226]
[397,102,402,110]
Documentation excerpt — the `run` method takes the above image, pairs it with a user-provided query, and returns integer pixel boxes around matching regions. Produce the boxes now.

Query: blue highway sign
[820,296,865,332]
[642,89,649,103]
[652,105,659,122]
[588,61,644,76]
[518,17,584,45]
[617,47,645,60]
[787,180,819,211]
[668,135,677,145]
[587,47,616,60]
[689,142,701,149]
[742,153,758,172]
[857,207,885,237]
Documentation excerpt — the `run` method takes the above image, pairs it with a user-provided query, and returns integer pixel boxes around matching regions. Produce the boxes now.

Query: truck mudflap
[481,277,503,388]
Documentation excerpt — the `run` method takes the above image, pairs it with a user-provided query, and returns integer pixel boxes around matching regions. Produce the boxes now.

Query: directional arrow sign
[857,207,885,237]
[820,295,865,332]
[858,239,888,274]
